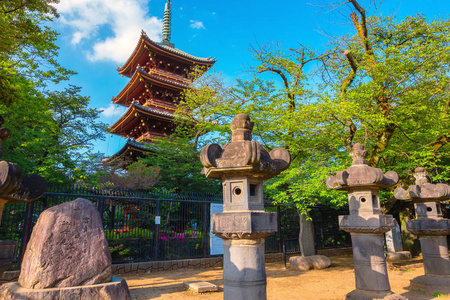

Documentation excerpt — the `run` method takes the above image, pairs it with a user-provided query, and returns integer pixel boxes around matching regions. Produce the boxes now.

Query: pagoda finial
[161,0,174,47]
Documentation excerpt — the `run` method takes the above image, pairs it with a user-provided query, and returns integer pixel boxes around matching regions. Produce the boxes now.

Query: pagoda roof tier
[109,101,174,137]
[103,139,152,164]
[113,67,186,107]
[118,30,216,77]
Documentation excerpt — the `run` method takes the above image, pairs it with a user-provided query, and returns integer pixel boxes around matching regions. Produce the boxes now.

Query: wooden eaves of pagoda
[117,30,216,78]
[109,102,175,143]
[103,138,151,164]
[112,67,186,109]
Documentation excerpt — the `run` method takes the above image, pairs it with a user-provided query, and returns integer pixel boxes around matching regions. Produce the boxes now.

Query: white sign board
[210,203,224,255]
[155,216,161,225]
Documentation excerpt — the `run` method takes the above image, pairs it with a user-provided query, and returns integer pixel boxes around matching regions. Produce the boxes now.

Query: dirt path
[123,254,447,300]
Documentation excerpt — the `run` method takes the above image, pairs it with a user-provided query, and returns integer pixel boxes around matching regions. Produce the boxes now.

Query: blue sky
[50,0,450,156]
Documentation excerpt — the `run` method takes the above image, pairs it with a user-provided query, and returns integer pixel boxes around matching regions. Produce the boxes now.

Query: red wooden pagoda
[107,0,215,163]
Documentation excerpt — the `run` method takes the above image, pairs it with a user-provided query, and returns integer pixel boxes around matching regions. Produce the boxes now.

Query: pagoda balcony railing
[146,69,190,86]
[144,99,176,112]
[136,132,168,143]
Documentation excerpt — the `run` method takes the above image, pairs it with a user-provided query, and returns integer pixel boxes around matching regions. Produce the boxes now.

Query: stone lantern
[200,114,290,300]
[0,115,47,276]
[394,167,450,294]
[326,143,405,300]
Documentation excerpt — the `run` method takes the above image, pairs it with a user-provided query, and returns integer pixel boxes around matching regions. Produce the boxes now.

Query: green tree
[321,1,450,210]
[172,0,450,252]
[78,155,159,190]
[135,136,221,193]
[1,85,106,183]
[0,0,74,104]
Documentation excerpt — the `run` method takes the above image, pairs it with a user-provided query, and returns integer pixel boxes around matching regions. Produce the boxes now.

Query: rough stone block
[137,262,151,272]
[131,263,138,273]
[0,276,131,300]
[386,251,411,261]
[177,260,183,269]
[19,198,112,289]
[182,260,190,268]
[289,255,331,271]
[163,261,172,271]
[183,281,218,293]
[124,264,131,273]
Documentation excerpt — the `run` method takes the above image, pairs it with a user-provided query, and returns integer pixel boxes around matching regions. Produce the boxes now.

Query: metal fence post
[203,202,208,258]
[277,205,282,253]
[154,199,160,261]
[97,196,105,216]
[17,201,34,268]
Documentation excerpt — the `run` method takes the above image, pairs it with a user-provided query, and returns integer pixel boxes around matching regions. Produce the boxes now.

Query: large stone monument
[200,113,290,300]
[326,143,405,300]
[0,114,47,277]
[0,198,131,299]
[394,167,450,294]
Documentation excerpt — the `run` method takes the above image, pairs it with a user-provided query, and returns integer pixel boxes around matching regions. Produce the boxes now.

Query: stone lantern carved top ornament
[200,113,291,180]
[394,167,450,202]
[326,143,399,190]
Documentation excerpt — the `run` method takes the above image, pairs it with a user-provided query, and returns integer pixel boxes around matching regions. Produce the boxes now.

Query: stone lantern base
[0,276,131,299]
[409,275,450,294]
[346,289,406,300]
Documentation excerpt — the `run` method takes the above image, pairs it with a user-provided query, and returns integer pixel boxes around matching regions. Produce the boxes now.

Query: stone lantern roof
[394,167,450,236]
[394,167,450,202]
[326,143,398,190]
[200,114,291,180]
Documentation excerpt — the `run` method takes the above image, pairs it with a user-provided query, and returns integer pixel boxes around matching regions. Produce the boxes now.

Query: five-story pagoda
[107,0,216,163]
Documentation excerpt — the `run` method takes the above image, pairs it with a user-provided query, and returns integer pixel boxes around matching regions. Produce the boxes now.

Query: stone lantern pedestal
[327,143,405,300]
[200,114,290,300]
[394,167,450,294]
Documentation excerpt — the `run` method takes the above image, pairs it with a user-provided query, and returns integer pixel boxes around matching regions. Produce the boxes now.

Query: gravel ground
[122,254,448,300]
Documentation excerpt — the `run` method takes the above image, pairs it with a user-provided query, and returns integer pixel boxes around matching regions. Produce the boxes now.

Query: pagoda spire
[161,0,174,47]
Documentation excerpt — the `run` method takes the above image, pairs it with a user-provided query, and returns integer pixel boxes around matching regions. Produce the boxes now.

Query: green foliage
[432,292,449,298]
[78,155,159,189]
[173,6,450,216]
[0,0,74,104]
[136,136,221,193]
[0,1,104,184]
[1,85,106,183]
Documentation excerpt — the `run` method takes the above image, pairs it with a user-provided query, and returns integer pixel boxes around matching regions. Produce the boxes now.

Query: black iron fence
[0,186,351,270]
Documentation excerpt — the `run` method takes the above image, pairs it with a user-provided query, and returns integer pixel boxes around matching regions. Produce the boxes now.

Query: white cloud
[55,0,163,63]
[190,20,205,29]
[100,103,127,118]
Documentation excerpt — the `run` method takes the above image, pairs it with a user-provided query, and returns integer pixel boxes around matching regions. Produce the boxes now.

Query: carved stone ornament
[326,143,398,190]
[211,211,277,240]
[394,167,450,202]
[339,215,395,234]
[200,114,291,180]
[213,231,273,240]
